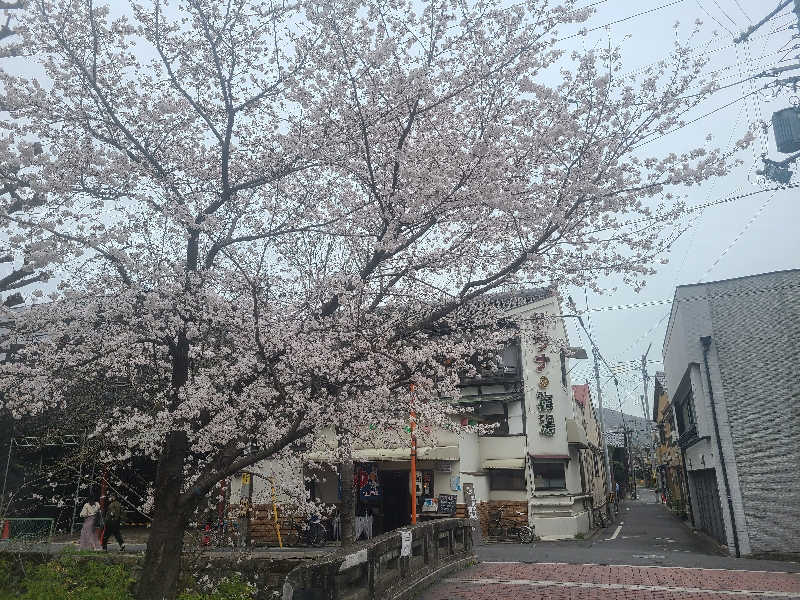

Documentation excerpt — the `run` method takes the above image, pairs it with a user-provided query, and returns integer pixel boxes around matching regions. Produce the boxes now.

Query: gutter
[700,336,741,558]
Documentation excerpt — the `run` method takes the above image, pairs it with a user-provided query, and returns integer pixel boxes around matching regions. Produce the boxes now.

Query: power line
[698,192,776,282]
[557,0,689,42]
[585,183,799,235]
[578,280,800,314]
[695,0,735,37]
[633,86,765,149]
[731,0,751,23]
[712,0,739,28]
[622,22,795,80]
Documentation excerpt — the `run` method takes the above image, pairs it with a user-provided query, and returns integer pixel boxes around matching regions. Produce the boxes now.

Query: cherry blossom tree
[0,0,747,598]
[1,1,53,306]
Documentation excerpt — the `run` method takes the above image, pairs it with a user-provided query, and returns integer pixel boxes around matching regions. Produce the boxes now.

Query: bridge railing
[283,517,475,600]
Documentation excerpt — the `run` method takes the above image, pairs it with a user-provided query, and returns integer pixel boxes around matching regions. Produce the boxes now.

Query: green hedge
[0,552,253,600]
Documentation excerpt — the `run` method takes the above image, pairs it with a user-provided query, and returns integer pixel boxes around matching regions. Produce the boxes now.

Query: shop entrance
[381,470,410,533]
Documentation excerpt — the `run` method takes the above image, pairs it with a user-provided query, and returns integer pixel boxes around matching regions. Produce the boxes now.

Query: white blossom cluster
[0,0,750,586]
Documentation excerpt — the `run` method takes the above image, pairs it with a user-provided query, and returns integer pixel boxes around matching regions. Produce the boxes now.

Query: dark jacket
[105,500,123,523]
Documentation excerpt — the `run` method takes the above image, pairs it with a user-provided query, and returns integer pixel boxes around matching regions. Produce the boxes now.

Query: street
[421,492,800,599]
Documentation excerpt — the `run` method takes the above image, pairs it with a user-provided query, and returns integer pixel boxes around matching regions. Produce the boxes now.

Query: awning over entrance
[529,453,570,461]
[481,458,526,469]
[566,419,589,448]
[305,445,459,462]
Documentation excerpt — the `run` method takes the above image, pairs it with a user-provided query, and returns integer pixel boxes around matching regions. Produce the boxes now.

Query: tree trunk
[134,431,189,600]
[339,458,356,548]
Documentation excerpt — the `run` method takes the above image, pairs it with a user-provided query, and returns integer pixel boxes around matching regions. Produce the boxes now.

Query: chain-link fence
[1,517,55,544]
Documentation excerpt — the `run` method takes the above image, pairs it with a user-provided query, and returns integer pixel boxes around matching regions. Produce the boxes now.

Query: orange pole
[410,383,417,525]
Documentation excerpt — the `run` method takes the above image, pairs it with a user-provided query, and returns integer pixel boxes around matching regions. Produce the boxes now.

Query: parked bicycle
[487,508,535,543]
[591,502,608,529]
[610,491,621,515]
[199,519,240,548]
[285,516,328,547]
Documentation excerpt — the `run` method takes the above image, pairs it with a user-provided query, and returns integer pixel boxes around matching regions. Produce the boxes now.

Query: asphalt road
[421,492,800,599]
[477,492,800,573]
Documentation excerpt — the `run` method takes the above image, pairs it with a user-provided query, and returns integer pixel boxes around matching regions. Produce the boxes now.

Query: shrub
[0,552,253,600]
[3,551,135,600]
[178,575,254,600]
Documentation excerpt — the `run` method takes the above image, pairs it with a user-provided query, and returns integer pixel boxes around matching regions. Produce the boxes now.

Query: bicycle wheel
[309,523,327,547]
[596,510,607,528]
[517,526,534,544]
[285,524,302,547]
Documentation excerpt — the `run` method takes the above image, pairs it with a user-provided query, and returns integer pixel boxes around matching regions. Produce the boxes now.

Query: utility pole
[640,344,651,420]
[566,296,613,496]
[592,347,613,494]
[641,344,656,487]
[734,0,800,183]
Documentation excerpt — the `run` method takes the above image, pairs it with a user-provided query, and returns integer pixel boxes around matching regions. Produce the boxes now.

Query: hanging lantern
[772,107,800,153]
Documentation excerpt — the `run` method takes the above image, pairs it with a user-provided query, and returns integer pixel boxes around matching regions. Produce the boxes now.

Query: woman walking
[79,494,102,550]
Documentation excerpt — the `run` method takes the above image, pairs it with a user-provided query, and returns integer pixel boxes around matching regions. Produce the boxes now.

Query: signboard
[400,530,412,557]
[438,494,457,515]
[241,473,251,485]
[462,482,482,546]
[421,497,438,512]
[462,482,477,520]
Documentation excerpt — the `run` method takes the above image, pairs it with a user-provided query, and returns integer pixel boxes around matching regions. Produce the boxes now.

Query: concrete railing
[282,518,476,600]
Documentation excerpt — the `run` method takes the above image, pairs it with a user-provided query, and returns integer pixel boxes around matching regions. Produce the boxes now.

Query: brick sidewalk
[421,562,800,599]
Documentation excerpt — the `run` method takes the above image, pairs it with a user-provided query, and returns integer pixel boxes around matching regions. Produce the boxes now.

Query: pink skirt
[79,514,100,550]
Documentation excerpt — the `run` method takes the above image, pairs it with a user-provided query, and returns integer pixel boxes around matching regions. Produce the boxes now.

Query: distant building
[652,372,688,515]
[662,269,800,557]
[571,384,607,510]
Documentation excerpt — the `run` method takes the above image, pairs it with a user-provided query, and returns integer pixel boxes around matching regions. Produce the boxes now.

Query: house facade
[652,372,688,515]
[234,289,608,543]
[572,384,608,511]
[662,269,800,557]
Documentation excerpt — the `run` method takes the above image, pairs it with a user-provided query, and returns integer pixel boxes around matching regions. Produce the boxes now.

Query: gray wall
[706,270,800,555]
[663,269,800,556]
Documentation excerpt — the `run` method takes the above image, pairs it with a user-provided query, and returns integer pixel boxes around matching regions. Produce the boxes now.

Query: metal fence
[1,517,55,544]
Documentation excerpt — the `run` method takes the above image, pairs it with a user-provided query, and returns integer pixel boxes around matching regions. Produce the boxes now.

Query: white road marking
[606,523,623,540]
[443,578,800,597]
[482,561,800,575]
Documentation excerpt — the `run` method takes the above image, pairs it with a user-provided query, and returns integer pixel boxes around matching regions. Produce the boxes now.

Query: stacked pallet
[476,500,528,535]
[249,503,294,546]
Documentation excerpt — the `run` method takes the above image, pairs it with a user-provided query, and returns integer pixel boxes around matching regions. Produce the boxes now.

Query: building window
[532,462,566,490]
[488,469,526,491]
[675,390,696,435]
[482,413,510,436]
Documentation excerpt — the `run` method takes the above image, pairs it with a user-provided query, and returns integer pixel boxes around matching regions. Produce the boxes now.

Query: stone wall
[283,517,475,600]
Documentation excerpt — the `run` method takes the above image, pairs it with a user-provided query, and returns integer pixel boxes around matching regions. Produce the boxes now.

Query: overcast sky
[3,1,797,419]
[561,0,799,418]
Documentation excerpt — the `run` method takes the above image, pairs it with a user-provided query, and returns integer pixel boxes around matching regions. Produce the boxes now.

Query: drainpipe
[678,446,695,526]
[700,336,740,558]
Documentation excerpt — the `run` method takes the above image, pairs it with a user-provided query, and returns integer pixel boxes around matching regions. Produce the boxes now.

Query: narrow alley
[421,492,800,599]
